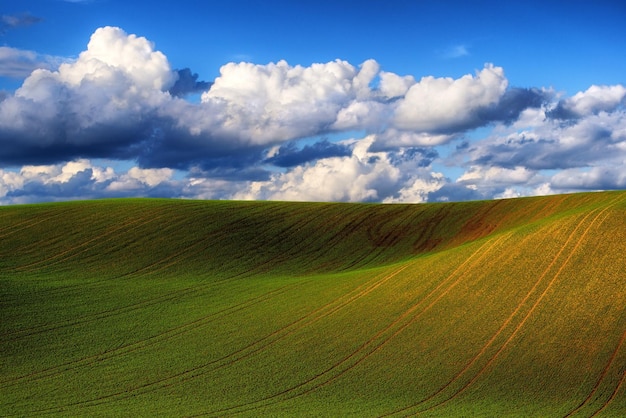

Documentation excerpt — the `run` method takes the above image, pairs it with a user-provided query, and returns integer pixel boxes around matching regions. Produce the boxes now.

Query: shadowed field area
[1,191,625,416]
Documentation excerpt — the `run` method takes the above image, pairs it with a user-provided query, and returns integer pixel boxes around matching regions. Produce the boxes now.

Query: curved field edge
[0,191,618,278]
[1,190,625,417]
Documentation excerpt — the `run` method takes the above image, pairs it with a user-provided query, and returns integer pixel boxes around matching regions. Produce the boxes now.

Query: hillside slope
[1,191,625,416]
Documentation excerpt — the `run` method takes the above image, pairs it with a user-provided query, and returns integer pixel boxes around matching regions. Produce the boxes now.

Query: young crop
[1,191,625,416]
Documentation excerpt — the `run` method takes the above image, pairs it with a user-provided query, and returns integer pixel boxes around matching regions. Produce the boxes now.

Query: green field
[1,191,626,416]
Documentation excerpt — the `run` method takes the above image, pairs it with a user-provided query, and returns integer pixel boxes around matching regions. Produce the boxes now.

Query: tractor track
[15,263,410,415]
[0,277,301,387]
[199,232,513,417]
[386,194,625,416]
[2,203,333,339]
[566,325,626,417]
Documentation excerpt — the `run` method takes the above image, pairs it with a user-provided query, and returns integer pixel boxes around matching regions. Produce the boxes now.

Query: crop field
[1,191,626,416]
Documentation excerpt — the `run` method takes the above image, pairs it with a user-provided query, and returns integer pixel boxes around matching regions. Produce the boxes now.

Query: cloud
[441,44,470,59]
[69,26,175,90]
[0,47,65,78]
[370,129,456,150]
[458,165,538,186]
[331,100,391,131]
[479,87,552,125]
[455,165,543,198]
[0,26,175,165]
[1,13,42,34]
[383,172,447,203]
[106,166,174,191]
[426,183,485,202]
[1,159,109,203]
[264,139,353,167]
[550,166,626,191]
[234,136,452,203]
[168,68,212,97]
[548,84,626,120]
[464,109,626,170]
[378,71,416,98]
[2,25,624,204]
[234,136,399,202]
[0,159,180,204]
[449,90,626,198]
[0,47,43,78]
[197,59,378,145]
[0,27,550,175]
[393,64,509,133]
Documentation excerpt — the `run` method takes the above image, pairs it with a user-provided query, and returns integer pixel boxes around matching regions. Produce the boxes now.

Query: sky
[0,0,625,204]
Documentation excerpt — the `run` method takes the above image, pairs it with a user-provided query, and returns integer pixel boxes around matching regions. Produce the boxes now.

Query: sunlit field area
[2,191,626,416]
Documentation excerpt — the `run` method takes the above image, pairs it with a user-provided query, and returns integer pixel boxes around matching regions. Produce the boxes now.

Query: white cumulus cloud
[551,84,626,119]
[198,59,378,145]
[233,136,401,202]
[393,64,508,133]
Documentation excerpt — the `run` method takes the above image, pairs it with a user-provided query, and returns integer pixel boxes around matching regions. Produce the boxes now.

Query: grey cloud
[427,183,485,202]
[427,87,550,135]
[7,168,95,200]
[550,166,626,191]
[0,93,157,165]
[139,137,270,180]
[5,174,180,204]
[130,116,271,172]
[264,139,353,167]
[0,47,63,78]
[388,147,439,168]
[168,68,212,97]
[547,84,626,120]
[546,101,580,121]
[477,88,551,125]
[1,13,42,33]
[188,164,271,182]
[0,161,187,205]
[471,137,563,170]
[469,117,622,171]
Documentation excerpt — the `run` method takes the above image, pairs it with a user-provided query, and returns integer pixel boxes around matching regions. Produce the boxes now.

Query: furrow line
[241,203,346,272]
[3,206,330,338]
[380,229,545,417]
[0,210,66,239]
[359,206,423,268]
[290,234,516,402]
[0,278,300,387]
[407,195,623,416]
[11,210,169,272]
[131,202,330,278]
[567,325,626,417]
[2,236,273,339]
[1,252,296,341]
[201,233,509,417]
[591,365,626,417]
[295,205,375,272]
[18,264,407,415]
[2,283,203,340]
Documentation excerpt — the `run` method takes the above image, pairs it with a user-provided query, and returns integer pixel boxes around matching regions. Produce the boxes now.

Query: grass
[1,191,626,416]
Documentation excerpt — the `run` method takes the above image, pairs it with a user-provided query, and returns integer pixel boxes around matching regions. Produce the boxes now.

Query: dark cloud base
[265,139,353,167]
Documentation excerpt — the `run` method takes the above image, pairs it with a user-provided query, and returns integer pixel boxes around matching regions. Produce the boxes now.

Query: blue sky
[0,0,625,204]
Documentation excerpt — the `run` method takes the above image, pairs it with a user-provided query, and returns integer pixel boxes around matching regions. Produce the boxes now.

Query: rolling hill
[1,191,625,416]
